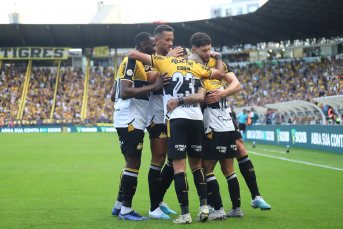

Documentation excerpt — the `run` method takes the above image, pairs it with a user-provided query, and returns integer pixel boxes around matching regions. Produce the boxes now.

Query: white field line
[247,146,287,154]
[246,150,343,171]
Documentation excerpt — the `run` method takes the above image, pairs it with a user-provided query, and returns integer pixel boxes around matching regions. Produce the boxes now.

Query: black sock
[225,172,241,209]
[159,159,174,203]
[149,162,163,211]
[122,168,138,208]
[116,170,124,203]
[206,173,223,210]
[238,155,260,199]
[192,167,207,207]
[174,172,189,215]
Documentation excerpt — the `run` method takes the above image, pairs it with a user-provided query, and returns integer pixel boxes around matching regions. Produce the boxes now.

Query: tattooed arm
[167,88,206,114]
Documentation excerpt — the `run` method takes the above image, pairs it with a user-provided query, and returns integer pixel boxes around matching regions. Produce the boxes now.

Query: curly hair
[190,32,212,48]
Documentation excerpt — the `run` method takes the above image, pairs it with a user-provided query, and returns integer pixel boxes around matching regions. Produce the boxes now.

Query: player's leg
[236,137,271,210]
[148,134,171,219]
[168,119,192,224]
[187,120,209,222]
[112,169,124,215]
[115,128,148,221]
[147,123,175,216]
[220,158,243,218]
[219,131,243,218]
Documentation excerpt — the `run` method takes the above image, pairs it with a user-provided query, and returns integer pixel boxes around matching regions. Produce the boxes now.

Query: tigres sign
[0,47,70,60]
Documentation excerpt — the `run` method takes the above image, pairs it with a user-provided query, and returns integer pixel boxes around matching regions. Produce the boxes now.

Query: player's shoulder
[151,54,168,61]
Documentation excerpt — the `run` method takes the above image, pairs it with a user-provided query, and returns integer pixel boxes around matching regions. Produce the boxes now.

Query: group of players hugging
[110,24,271,224]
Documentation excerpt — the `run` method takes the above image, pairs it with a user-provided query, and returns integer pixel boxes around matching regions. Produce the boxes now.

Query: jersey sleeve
[194,63,212,79]
[223,61,233,74]
[120,58,137,82]
[150,55,169,73]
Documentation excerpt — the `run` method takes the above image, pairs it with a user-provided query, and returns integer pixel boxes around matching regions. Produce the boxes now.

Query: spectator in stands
[271,109,280,125]
[333,113,341,125]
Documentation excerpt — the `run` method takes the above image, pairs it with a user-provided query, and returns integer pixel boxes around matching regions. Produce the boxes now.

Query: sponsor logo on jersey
[159,132,167,138]
[175,145,186,151]
[216,146,227,153]
[191,145,202,152]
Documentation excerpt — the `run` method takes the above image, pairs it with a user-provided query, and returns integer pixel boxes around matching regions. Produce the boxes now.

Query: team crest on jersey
[126,69,133,76]
[159,132,167,138]
[137,143,143,150]
[144,65,150,71]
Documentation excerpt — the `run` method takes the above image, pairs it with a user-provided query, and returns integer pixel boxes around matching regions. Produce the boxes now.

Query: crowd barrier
[0,126,117,133]
[246,125,343,154]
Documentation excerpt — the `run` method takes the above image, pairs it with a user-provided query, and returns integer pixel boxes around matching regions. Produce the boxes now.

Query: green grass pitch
[1,133,343,228]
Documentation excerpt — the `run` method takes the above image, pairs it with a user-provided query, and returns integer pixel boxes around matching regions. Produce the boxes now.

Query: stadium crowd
[1,57,342,125]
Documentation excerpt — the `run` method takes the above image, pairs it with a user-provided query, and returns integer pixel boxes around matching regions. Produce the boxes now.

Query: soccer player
[145,25,183,218]
[190,32,271,214]
[128,49,226,224]
[111,32,171,221]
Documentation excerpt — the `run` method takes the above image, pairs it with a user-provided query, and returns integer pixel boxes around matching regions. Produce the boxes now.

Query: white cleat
[173,213,192,224]
[226,207,244,218]
[208,209,227,220]
[196,205,209,222]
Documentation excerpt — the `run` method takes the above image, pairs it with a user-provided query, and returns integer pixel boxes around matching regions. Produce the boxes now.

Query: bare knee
[202,160,217,174]
[236,139,247,158]
[124,155,141,170]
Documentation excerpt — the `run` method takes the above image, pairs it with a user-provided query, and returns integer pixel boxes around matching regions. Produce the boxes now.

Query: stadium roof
[0,0,342,49]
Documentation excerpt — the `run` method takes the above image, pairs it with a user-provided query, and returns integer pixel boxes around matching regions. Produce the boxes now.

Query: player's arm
[209,52,226,80]
[110,82,116,102]
[127,50,152,65]
[121,73,170,100]
[146,71,160,85]
[204,72,241,104]
[166,88,206,114]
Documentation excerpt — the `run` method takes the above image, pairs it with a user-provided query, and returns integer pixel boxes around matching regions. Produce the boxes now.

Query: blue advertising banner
[246,125,343,154]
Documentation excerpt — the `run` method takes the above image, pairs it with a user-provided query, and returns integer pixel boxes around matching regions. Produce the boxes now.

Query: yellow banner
[0,47,70,60]
[94,46,109,57]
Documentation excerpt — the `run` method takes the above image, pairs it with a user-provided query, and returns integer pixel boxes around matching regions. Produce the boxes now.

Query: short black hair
[153,24,174,38]
[134,32,153,48]
[190,32,212,48]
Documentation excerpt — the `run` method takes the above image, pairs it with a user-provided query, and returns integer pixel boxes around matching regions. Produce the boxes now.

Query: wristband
[178,97,185,104]
[215,54,222,60]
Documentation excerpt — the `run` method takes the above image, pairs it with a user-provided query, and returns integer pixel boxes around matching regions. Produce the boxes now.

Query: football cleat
[208,205,215,214]
[208,209,227,220]
[251,196,271,211]
[226,207,244,218]
[112,206,121,216]
[118,211,149,221]
[196,205,209,222]
[159,202,177,214]
[149,207,171,219]
[173,213,192,224]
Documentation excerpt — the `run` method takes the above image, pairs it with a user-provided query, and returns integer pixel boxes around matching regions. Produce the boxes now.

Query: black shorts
[239,123,246,132]
[203,131,237,160]
[116,128,144,155]
[147,123,168,139]
[233,119,243,140]
[167,119,203,159]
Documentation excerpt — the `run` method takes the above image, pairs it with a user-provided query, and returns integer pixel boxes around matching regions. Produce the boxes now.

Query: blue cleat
[118,211,149,220]
[112,206,121,216]
[159,202,177,214]
[149,207,171,219]
[251,196,271,211]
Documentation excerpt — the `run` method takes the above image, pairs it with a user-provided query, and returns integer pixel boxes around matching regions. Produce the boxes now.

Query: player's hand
[211,52,221,58]
[204,89,225,104]
[152,72,170,91]
[167,98,179,114]
[167,47,183,58]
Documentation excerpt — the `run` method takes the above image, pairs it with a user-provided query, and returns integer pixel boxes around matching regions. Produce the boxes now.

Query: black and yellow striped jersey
[202,59,235,133]
[150,55,212,120]
[113,56,151,130]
